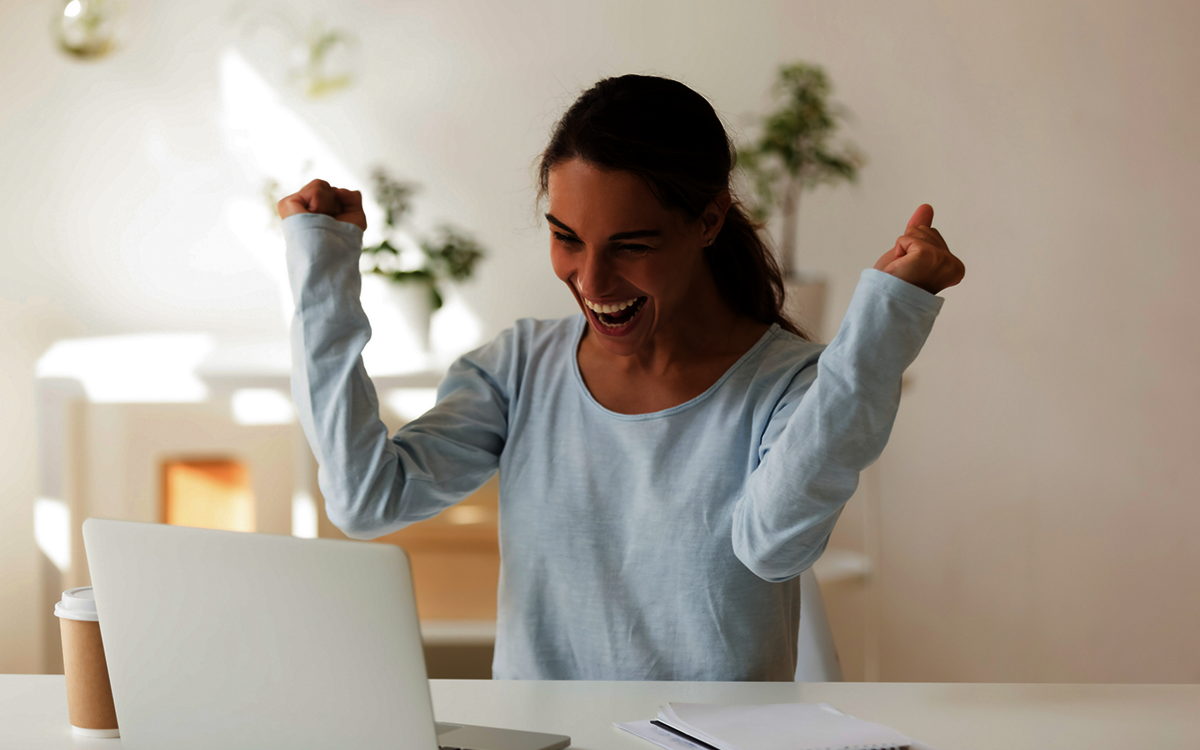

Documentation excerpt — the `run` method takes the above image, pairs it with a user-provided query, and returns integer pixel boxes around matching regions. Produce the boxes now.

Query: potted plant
[738,61,865,338]
[359,168,485,354]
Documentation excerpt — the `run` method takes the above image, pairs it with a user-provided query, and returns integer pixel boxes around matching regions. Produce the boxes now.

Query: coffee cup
[55,587,120,738]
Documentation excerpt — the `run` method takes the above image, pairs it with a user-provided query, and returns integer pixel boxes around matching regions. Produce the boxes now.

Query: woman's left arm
[731,204,964,582]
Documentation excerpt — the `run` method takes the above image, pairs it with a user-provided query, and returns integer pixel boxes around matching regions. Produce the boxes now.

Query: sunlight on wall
[36,333,213,403]
[231,388,295,425]
[218,46,387,325]
[218,49,361,194]
[34,498,70,571]
[219,47,364,326]
[291,490,318,539]
[217,46,482,362]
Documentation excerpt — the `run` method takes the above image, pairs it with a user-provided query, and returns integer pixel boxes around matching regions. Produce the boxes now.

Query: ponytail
[708,201,806,338]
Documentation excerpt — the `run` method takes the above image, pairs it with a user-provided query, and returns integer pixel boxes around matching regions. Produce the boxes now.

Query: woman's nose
[576,248,616,298]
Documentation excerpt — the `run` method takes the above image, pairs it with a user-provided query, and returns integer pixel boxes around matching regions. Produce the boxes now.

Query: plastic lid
[72,726,120,738]
[54,587,99,622]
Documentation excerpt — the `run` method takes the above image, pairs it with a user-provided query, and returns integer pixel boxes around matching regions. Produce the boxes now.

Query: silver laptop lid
[83,518,439,750]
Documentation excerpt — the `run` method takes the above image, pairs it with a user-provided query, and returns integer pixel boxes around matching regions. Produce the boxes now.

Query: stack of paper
[616,702,918,750]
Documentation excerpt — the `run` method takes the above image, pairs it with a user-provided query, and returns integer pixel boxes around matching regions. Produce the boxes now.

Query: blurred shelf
[36,333,448,398]
[812,549,870,585]
[197,337,445,393]
[420,619,497,646]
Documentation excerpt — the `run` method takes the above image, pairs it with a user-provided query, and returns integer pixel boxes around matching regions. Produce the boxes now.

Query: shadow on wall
[42,553,66,675]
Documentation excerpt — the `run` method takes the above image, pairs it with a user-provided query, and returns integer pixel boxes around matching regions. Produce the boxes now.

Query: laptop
[82,518,570,750]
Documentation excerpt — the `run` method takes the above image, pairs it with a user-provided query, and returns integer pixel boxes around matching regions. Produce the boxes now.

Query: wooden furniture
[369,476,501,622]
[367,476,501,679]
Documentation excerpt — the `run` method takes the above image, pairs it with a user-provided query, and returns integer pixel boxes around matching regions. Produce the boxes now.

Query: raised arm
[731,204,963,581]
[280,180,506,539]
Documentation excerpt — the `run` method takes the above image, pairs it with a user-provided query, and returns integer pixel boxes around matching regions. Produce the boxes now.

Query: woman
[278,75,964,681]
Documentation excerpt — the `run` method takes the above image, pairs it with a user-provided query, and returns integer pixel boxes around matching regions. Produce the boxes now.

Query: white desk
[2,675,1197,750]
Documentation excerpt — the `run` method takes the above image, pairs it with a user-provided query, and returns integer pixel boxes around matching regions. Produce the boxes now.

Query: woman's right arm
[281,181,507,539]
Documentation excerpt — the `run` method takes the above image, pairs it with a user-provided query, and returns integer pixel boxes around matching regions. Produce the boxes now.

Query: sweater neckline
[569,314,781,421]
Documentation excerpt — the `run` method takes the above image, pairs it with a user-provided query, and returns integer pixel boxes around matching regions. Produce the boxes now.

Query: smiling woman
[539,76,801,347]
[544,160,768,413]
[277,74,963,681]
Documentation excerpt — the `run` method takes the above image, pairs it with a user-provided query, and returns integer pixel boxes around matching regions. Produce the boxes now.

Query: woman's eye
[552,231,580,244]
[619,244,650,254]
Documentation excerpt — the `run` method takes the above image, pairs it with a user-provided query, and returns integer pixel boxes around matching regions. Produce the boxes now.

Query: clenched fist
[874,204,964,295]
[277,179,367,231]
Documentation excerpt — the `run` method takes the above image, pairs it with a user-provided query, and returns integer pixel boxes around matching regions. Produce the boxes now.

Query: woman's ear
[702,190,733,243]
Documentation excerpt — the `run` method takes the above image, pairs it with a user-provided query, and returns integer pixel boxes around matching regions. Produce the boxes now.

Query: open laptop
[82,518,570,750]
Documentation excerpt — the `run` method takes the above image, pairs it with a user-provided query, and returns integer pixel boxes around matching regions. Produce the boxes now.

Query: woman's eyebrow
[545,214,661,241]
[545,214,579,236]
[608,229,661,241]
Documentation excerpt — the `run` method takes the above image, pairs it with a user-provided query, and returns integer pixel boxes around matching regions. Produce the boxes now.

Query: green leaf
[734,59,864,225]
[370,168,418,229]
[388,269,434,284]
[362,238,401,256]
[420,226,485,282]
[359,167,486,298]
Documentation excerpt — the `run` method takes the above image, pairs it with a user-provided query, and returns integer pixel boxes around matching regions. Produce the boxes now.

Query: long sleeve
[731,269,944,582]
[284,213,507,539]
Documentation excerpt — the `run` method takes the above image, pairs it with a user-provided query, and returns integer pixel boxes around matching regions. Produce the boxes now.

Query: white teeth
[585,297,640,314]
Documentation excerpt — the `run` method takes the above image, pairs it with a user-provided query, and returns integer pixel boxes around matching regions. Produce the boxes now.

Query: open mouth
[585,295,648,333]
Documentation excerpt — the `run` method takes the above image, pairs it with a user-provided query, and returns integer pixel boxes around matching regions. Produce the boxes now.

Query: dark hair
[537,74,807,339]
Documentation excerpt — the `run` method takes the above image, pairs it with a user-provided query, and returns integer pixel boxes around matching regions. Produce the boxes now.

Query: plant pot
[783,277,828,342]
[359,274,433,372]
[386,281,433,353]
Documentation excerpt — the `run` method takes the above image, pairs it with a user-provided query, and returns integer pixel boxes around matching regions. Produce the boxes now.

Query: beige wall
[851,3,1200,683]
[0,307,49,675]
[2,0,1198,680]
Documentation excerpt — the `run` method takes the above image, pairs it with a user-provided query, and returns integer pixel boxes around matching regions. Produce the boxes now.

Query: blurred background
[2,0,1198,682]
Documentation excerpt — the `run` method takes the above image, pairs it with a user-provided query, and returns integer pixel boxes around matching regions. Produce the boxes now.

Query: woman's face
[546,159,722,358]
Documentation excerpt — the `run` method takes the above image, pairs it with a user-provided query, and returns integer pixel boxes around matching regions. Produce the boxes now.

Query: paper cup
[55,587,120,738]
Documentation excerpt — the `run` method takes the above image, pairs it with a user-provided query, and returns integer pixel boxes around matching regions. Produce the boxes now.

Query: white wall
[2,0,1198,680]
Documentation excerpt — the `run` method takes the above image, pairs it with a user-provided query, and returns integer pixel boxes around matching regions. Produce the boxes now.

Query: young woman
[278,75,964,681]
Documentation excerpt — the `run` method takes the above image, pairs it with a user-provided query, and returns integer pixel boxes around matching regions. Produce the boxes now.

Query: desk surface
[3,675,1197,750]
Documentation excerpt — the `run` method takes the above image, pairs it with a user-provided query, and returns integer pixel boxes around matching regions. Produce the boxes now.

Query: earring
[706,238,714,247]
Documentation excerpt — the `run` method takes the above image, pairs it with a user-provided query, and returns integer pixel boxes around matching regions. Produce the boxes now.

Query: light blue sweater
[285,212,943,681]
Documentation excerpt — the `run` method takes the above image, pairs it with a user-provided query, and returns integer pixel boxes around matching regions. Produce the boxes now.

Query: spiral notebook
[616,701,920,750]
